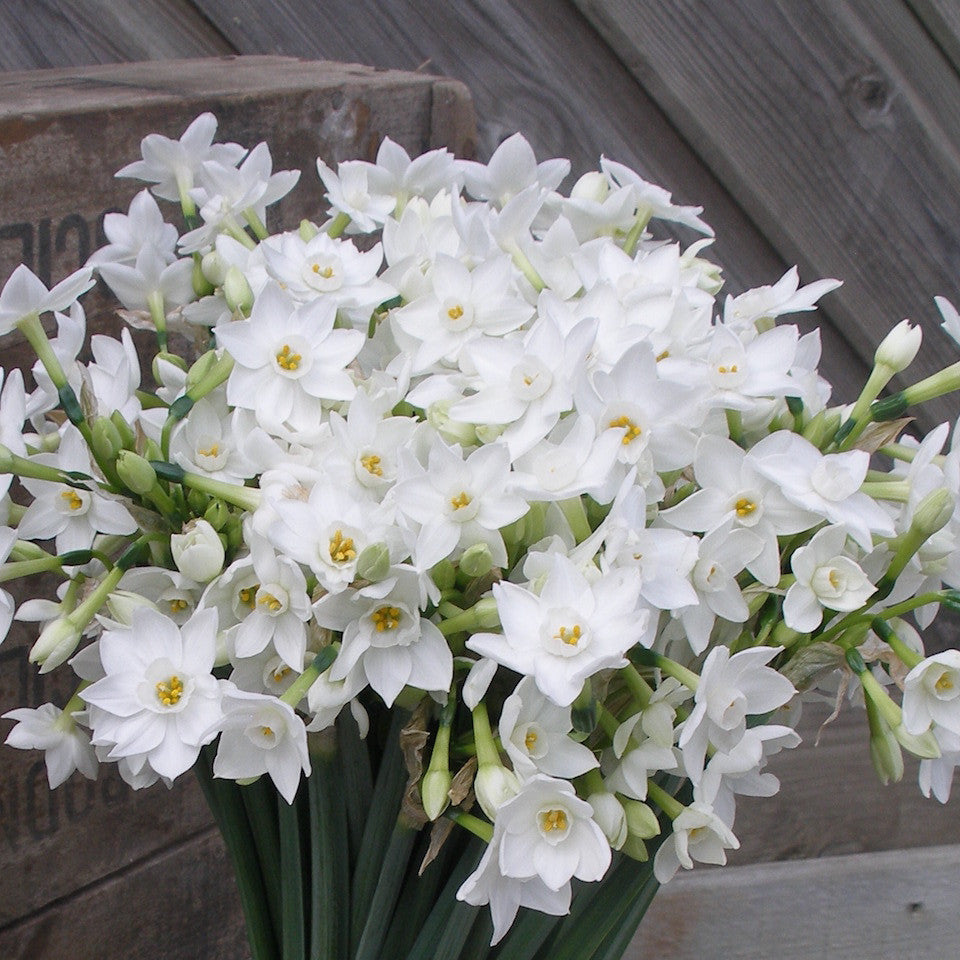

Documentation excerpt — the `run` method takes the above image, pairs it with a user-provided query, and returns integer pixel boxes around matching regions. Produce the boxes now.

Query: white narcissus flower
[212,688,310,803]
[171,518,225,583]
[495,774,611,890]
[919,726,960,803]
[902,651,960,736]
[499,676,599,781]
[80,607,223,782]
[784,525,875,632]
[0,262,95,335]
[468,554,647,707]
[653,801,740,883]
[3,702,98,788]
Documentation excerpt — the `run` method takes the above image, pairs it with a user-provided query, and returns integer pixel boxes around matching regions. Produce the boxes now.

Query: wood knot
[843,71,894,129]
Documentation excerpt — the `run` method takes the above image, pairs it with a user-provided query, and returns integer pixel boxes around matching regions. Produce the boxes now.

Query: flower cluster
[4,115,960,945]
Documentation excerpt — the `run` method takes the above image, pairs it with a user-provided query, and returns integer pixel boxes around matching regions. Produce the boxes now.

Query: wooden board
[631,843,960,960]
[0,0,233,72]
[573,0,960,429]
[189,0,873,399]
[907,0,960,77]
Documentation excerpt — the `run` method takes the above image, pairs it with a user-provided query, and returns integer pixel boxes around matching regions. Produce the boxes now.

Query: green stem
[632,648,699,692]
[147,290,168,353]
[0,555,63,583]
[449,811,494,843]
[558,496,591,544]
[871,617,923,669]
[326,211,351,239]
[244,208,270,240]
[620,664,653,709]
[646,780,684,820]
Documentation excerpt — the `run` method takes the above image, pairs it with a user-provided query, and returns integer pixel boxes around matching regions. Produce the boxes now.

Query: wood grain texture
[630,843,960,960]
[0,0,235,71]
[0,829,245,960]
[908,0,960,77]
[574,0,960,428]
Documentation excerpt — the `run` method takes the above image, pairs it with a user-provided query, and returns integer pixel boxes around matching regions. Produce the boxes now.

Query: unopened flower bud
[431,559,456,592]
[30,617,81,672]
[116,451,157,495]
[152,352,187,388]
[588,791,627,849]
[475,424,505,444]
[869,717,904,785]
[171,518,225,582]
[421,768,452,821]
[90,417,122,462]
[203,499,231,531]
[109,411,137,451]
[462,658,497,711]
[622,798,661,840]
[911,488,954,540]
[620,834,649,862]
[356,542,391,582]
[426,402,476,447]
[473,597,501,630]
[875,320,922,374]
[223,266,253,316]
[186,350,219,392]
[571,171,610,204]
[459,542,494,579]
[474,763,521,821]
[201,250,227,287]
[106,589,158,625]
[299,218,320,242]
[187,488,210,515]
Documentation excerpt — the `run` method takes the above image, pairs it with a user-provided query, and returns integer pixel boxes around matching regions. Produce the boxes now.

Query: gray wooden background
[2,2,960,958]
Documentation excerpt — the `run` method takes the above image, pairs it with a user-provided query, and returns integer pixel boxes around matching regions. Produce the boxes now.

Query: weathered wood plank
[190,0,872,402]
[0,0,235,71]
[629,844,960,960]
[574,0,960,428]
[908,0,960,78]
[0,829,246,960]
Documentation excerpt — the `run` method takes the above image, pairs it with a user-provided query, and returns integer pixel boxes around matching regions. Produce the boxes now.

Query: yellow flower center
[608,415,642,445]
[239,585,259,609]
[276,344,302,371]
[541,809,568,832]
[61,490,84,511]
[169,598,188,613]
[554,624,582,646]
[329,529,357,564]
[156,675,184,707]
[525,730,538,751]
[261,725,274,737]
[371,606,402,632]
[361,454,383,477]
[258,592,283,612]
[198,442,220,458]
[447,304,464,321]
[936,673,954,694]
[273,666,291,683]
[717,364,739,374]
[311,264,334,278]
[655,349,670,361]
[734,497,757,517]
[450,491,472,511]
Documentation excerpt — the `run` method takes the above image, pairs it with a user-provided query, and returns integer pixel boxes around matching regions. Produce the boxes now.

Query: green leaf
[240,778,283,944]
[337,710,373,867]
[278,789,306,960]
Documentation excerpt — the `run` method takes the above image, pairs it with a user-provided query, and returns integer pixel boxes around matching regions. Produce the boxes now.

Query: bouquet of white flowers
[4,113,960,960]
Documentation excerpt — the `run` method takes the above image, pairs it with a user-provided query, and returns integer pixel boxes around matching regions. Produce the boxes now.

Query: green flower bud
[90,417,122,462]
[142,438,163,463]
[203,499,231,531]
[356,542,391,582]
[459,542,493,579]
[570,171,610,204]
[225,516,244,552]
[106,589,158,625]
[426,401,476,447]
[622,799,661,840]
[475,424,505,444]
[869,713,904,785]
[187,488,210,515]
[620,835,649,862]
[875,319,922,374]
[299,218,320,242]
[186,350,219,393]
[109,411,136,450]
[201,250,227,287]
[587,791,627,849]
[431,559,457,592]
[421,768,452,821]
[911,487,955,540]
[192,256,215,298]
[152,352,188,386]
[116,451,158,495]
[223,266,254,316]
[29,617,82,672]
[473,597,501,630]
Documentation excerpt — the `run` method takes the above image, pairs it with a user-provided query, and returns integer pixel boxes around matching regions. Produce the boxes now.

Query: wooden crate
[0,55,473,955]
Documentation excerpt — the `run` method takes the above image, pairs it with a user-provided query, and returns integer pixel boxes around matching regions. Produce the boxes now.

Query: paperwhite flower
[653,801,740,883]
[919,725,960,802]
[87,189,179,267]
[468,553,647,706]
[784,525,875,632]
[3,702,98,788]
[81,607,223,781]
[902,651,960,736]
[0,263,95,335]
[459,133,569,207]
[212,688,310,803]
[499,676,599,780]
